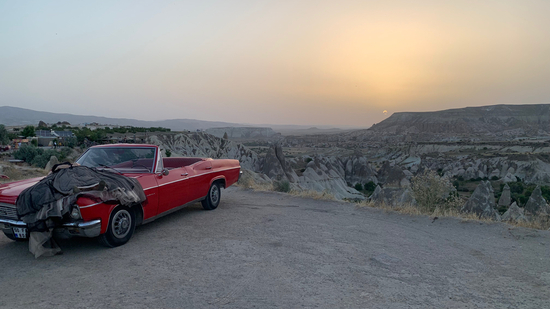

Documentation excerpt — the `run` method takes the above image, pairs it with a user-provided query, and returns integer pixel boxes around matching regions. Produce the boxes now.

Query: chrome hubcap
[112,209,131,239]
[210,185,219,204]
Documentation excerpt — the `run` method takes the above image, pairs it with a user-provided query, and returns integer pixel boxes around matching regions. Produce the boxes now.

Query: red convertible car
[0,144,241,247]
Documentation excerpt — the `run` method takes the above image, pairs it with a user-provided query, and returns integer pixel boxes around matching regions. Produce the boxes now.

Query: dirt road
[1,187,549,308]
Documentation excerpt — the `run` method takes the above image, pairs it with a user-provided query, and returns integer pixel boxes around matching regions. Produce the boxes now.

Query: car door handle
[206,167,212,169]
[181,173,188,176]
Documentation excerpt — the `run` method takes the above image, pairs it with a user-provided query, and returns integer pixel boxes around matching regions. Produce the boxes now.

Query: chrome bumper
[0,218,102,238]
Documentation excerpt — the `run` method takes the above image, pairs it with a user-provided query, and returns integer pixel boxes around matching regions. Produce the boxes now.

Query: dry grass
[513,215,550,230]
[358,199,550,230]
[236,173,274,191]
[289,189,337,201]
[237,172,549,231]
[0,163,47,184]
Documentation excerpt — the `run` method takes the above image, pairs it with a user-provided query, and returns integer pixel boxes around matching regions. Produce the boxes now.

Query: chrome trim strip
[61,219,101,228]
[142,197,205,224]
[0,218,26,226]
[141,166,240,191]
[56,219,102,238]
[157,166,240,188]
[78,201,103,209]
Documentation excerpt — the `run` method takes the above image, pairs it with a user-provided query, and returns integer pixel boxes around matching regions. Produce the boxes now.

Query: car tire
[99,206,136,248]
[3,231,26,242]
[201,182,221,210]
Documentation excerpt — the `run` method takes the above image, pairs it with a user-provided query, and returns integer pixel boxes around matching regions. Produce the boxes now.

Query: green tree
[0,124,9,145]
[364,181,376,192]
[21,125,35,138]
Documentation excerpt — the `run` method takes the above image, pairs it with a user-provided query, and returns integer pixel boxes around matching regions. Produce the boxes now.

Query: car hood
[0,177,44,204]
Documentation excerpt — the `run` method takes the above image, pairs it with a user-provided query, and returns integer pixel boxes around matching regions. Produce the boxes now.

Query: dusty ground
[1,187,549,309]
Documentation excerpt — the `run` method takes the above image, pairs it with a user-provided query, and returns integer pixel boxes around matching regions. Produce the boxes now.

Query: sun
[383,110,388,115]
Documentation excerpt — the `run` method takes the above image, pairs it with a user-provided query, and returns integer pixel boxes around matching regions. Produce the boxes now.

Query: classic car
[0,144,241,247]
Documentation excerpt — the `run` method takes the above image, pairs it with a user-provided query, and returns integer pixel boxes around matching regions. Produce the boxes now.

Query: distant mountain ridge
[0,106,356,132]
[0,106,247,131]
[368,104,550,137]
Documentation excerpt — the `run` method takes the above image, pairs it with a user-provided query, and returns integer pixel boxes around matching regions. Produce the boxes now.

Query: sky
[1,0,550,128]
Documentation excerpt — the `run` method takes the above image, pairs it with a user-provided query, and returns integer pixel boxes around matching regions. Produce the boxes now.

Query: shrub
[13,145,69,169]
[354,183,363,191]
[411,170,455,212]
[14,145,42,163]
[165,149,172,157]
[364,181,376,192]
[274,180,291,193]
[491,176,499,180]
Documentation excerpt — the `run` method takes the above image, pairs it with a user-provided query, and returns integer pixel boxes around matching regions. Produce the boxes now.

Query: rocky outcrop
[238,169,273,187]
[261,145,364,200]
[205,127,280,139]
[367,104,550,139]
[369,186,416,206]
[501,202,526,222]
[297,165,364,200]
[498,184,511,207]
[44,156,59,172]
[342,156,378,185]
[461,181,501,221]
[147,132,261,171]
[524,186,550,216]
[376,161,409,188]
[261,144,298,182]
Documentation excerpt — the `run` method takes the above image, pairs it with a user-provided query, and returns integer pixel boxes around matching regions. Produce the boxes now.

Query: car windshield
[76,147,156,173]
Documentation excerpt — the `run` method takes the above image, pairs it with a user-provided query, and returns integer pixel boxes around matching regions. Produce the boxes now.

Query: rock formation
[367,104,550,139]
[376,161,408,188]
[498,184,511,207]
[261,144,297,182]
[147,132,261,171]
[369,185,416,206]
[461,181,501,221]
[501,202,526,222]
[343,156,378,186]
[44,156,59,172]
[205,127,280,139]
[524,186,550,216]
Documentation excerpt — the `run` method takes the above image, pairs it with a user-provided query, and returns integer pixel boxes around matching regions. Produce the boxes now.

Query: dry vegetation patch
[0,162,47,184]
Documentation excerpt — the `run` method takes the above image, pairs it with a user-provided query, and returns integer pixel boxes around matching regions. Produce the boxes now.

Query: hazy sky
[1,0,550,127]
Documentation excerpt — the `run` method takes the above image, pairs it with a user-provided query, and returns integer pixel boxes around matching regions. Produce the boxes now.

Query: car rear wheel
[99,206,136,248]
[201,182,221,210]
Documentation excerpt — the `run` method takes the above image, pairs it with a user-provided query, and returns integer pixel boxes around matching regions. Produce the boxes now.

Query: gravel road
[1,187,549,309]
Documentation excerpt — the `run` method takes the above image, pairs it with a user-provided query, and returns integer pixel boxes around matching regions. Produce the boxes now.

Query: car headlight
[70,206,82,220]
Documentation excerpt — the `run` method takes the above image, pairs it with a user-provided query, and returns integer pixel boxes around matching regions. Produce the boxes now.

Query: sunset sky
[1,0,550,127]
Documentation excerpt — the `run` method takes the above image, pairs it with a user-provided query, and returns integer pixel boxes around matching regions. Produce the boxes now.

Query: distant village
[0,120,171,151]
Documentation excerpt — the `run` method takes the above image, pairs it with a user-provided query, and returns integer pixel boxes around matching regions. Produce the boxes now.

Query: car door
[156,166,192,215]
[135,173,160,220]
[186,160,213,202]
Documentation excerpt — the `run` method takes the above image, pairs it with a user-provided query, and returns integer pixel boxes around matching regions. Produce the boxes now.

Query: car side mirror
[157,168,169,176]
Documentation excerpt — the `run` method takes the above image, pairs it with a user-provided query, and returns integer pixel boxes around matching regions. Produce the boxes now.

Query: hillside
[368,104,550,138]
[0,106,245,131]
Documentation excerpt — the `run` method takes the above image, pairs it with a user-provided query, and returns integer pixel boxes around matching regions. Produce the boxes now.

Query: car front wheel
[201,182,221,210]
[99,206,136,248]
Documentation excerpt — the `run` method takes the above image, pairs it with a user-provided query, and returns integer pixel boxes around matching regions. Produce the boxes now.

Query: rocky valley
[140,104,550,229]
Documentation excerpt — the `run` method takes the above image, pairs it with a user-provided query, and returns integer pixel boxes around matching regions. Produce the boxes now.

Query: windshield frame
[76,146,158,174]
